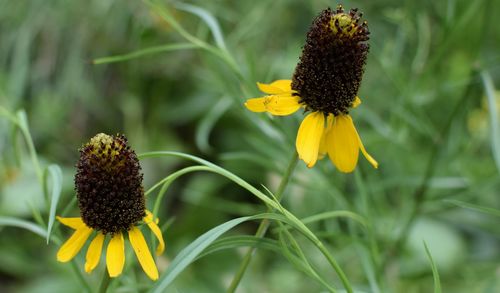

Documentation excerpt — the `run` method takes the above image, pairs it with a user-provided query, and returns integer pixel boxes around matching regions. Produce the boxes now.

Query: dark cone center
[75,133,145,234]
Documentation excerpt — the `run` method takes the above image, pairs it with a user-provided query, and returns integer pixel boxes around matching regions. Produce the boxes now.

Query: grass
[0,0,499,292]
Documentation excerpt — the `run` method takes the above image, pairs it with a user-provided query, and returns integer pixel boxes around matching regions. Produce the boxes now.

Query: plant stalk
[227,151,298,293]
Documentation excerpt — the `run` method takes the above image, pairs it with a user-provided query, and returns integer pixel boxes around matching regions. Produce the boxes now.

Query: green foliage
[1,0,499,292]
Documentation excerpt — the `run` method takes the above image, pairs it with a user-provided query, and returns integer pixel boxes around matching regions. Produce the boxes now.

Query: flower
[245,6,378,172]
[57,133,165,280]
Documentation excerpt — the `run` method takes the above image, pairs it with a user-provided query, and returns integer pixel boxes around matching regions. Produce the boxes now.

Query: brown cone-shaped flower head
[75,133,145,234]
[292,5,370,115]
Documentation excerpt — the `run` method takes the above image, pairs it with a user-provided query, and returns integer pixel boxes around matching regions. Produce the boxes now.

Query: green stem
[226,152,298,293]
[98,270,111,293]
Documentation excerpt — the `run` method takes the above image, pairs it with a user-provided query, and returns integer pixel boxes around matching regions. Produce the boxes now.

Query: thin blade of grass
[481,70,500,174]
[445,199,500,217]
[423,241,442,293]
[46,164,63,244]
[93,43,198,65]
[174,2,227,50]
[151,216,252,293]
[197,235,280,259]
[195,97,233,153]
[140,151,351,292]
[16,110,43,184]
[0,217,47,238]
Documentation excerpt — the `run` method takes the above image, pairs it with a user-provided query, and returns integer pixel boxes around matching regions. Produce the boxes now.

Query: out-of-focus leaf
[46,164,63,244]
[151,216,252,293]
[481,71,500,174]
[93,43,198,64]
[0,217,46,238]
[195,97,233,153]
[174,2,227,50]
[445,199,500,217]
[424,241,442,293]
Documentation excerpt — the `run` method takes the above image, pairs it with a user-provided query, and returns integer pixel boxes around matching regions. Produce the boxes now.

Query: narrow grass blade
[445,199,500,217]
[174,2,227,50]
[140,151,351,292]
[481,70,500,174]
[151,216,251,293]
[93,43,198,64]
[273,210,367,234]
[423,241,442,293]
[0,217,47,238]
[197,235,281,259]
[195,97,233,153]
[46,164,63,244]
[16,110,43,183]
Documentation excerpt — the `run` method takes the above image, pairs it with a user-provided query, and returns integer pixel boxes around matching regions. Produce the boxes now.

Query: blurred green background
[1,0,499,292]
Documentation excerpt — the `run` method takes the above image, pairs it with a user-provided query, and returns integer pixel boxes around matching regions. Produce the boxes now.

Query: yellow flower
[245,6,378,173]
[57,133,165,280]
[57,211,164,280]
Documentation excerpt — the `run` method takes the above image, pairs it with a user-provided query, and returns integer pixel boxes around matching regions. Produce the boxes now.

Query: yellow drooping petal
[352,96,362,108]
[296,112,325,168]
[145,210,165,255]
[353,124,379,169]
[128,226,159,281]
[85,232,105,273]
[106,232,125,278]
[57,226,93,262]
[245,95,301,116]
[257,80,292,94]
[327,115,360,173]
[318,114,334,159]
[57,217,84,230]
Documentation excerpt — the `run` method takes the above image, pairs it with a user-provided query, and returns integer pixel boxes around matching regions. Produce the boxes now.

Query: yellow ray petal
[85,232,105,273]
[245,95,301,116]
[327,115,360,173]
[353,124,379,169]
[57,217,84,230]
[244,97,267,113]
[106,232,125,278]
[265,95,301,116]
[128,226,159,281]
[145,211,165,255]
[352,96,362,108]
[318,114,334,159]
[296,112,325,168]
[257,80,292,94]
[57,226,92,262]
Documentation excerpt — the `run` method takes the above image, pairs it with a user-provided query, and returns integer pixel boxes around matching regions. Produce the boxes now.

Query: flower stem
[226,151,299,293]
[98,270,111,293]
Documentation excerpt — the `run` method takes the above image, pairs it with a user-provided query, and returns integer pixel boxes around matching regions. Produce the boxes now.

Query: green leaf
[423,241,442,293]
[195,97,233,153]
[92,43,198,64]
[151,216,251,293]
[481,70,500,174]
[46,164,63,244]
[197,235,281,259]
[174,2,227,50]
[445,199,500,217]
[0,217,47,238]
[151,213,298,292]
[15,109,43,183]
[140,151,351,292]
